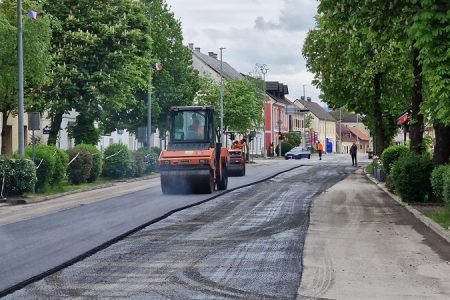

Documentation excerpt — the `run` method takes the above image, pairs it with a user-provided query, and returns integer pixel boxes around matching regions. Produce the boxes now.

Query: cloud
[254,0,317,32]
[166,0,321,102]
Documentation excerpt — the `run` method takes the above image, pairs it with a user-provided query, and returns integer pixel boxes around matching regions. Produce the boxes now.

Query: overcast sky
[165,0,321,102]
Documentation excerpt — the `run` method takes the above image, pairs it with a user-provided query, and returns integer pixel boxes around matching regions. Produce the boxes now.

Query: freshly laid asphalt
[1,154,449,299]
[0,157,314,295]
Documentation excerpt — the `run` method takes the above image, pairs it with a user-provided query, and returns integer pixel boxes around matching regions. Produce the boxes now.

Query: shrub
[66,147,93,184]
[150,147,161,156]
[0,156,36,196]
[136,147,158,174]
[77,144,103,182]
[51,147,69,187]
[130,150,147,177]
[391,152,433,203]
[102,144,132,179]
[381,144,410,174]
[443,168,450,208]
[25,144,56,191]
[431,165,449,202]
[275,141,293,156]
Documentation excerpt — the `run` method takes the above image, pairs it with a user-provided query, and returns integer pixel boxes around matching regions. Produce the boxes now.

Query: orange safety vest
[317,142,323,151]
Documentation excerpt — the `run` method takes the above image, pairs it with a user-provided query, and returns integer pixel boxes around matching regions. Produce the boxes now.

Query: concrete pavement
[299,168,450,299]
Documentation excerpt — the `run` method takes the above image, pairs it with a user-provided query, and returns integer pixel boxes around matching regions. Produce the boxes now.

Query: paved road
[0,157,322,295]
[5,163,353,299]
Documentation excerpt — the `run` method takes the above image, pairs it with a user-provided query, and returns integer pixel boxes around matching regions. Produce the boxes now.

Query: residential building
[294,98,337,153]
[0,114,29,155]
[337,123,370,154]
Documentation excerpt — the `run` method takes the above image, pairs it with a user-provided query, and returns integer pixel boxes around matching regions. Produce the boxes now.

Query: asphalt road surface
[0,159,312,295]
[2,155,450,299]
[4,163,352,299]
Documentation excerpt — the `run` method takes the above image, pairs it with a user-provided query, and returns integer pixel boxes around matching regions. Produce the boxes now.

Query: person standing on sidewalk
[350,142,358,166]
[317,141,324,160]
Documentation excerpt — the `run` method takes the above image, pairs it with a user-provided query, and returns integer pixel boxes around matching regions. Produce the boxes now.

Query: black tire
[217,165,228,190]
[240,163,246,176]
[160,175,171,194]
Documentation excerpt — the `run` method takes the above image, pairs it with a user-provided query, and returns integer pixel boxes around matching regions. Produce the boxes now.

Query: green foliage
[0,156,36,196]
[130,150,147,177]
[42,0,153,143]
[76,144,103,182]
[148,0,199,131]
[135,147,157,174]
[150,147,161,157]
[0,0,52,153]
[66,147,93,185]
[381,144,410,174]
[224,78,264,133]
[102,144,132,179]
[391,152,433,203]
[275,142,294,156]
[443,168,450,207]
[51,147,69,187]
[285,132,301,147]
[431,165,449,202]
[25,144,56,191]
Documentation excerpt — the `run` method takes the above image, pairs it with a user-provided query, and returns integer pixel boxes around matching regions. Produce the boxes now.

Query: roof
[297,99,336,122]
[347,126,370,141]
[192,50,243,80]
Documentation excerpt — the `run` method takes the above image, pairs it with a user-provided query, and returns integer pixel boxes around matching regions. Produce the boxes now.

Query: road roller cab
[229,139,246,176]
[158,106,229,194]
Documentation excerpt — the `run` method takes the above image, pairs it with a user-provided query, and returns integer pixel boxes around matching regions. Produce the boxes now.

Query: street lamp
[219,47,226,145]
[17,0,25,155]
[259,64,268,159]
[277,111,282,158]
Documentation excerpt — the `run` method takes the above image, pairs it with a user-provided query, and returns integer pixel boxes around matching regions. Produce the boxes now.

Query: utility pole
[17,0,25,155]
[147,77,152,149]
[220,47,226,145]
[339,107,342,153]
[278,109,282,158]
[260,65,268,159]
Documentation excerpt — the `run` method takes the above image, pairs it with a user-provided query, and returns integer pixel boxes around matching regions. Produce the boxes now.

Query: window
[172,111,207,141]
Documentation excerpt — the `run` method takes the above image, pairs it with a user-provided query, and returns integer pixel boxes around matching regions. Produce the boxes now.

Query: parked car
[284,147,311,160]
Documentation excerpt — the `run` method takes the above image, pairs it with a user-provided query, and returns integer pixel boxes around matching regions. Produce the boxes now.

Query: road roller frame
[158,106,229,194]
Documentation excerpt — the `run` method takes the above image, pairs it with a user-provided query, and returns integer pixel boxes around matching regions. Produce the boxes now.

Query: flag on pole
[27,10,39,20]
[155,63,163,71]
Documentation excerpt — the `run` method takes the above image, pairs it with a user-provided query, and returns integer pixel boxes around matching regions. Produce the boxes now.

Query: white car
[284,147,311,160]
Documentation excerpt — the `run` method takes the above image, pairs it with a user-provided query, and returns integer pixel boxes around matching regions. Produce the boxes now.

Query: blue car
[285,147,311,160]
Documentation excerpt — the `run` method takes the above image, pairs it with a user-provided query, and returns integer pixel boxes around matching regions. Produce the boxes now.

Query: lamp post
[277,109,282,158]
[17,0,25,155]
[259,65,268,159]
[219,47,226,145]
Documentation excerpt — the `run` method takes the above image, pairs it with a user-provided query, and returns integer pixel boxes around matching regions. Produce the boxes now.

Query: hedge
[25,144,57,191]
[381,144,410,174]
[102,144,133,179]
[391,152,433,203]
[431,165,449,202]
[51,147,69,187]
[67,147,93,185]
[77,144,103,182]
[275,142,294,156]
[443,167,450,207]
[0,156,36,196]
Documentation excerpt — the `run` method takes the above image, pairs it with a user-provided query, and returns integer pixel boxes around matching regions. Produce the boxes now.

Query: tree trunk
[47,112,63,146]
[373,73,384,156]
[409,47,424,154]
[433,123,450,165]
[1,111,9,155]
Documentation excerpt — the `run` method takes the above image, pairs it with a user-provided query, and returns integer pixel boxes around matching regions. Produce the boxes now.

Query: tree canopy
[0,0,52,153]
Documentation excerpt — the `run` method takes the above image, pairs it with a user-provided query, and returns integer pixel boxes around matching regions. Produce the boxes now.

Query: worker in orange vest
[317,141,324,160]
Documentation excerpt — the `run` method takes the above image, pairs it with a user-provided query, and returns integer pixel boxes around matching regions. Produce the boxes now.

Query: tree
[43,0,152,145]
[303,1,411,156]
[409,0,450,164]
[0,0,51,154]
[147,0,200,134]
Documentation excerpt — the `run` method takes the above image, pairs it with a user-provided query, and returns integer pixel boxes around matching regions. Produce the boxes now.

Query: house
[337,123,370,154]
[294,98,337,153]
[339,113,371,153]
[0,114,30,155]
[264,81,290,156]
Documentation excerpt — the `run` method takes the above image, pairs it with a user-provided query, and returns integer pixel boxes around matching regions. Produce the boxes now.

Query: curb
[363,169,450,244]
[5,174,160,205]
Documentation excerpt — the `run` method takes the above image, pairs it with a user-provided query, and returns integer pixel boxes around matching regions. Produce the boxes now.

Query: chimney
[195,47,201,52]
[212,53,218,59]
[208,51,215,57]
[188,43,194,50]
[307,97,312,102]
[300,96,305,101]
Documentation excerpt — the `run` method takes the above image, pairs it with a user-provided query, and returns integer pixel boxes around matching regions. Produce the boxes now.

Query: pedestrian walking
[350,142,358,166]
[317,141,323,160]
